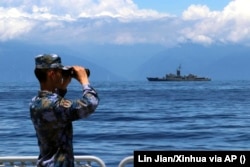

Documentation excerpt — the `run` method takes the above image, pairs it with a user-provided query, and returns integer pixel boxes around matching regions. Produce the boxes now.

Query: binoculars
[62,68,90,78]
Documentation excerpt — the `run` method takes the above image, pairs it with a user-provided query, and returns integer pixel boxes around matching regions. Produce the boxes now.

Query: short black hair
[34,68,49,83]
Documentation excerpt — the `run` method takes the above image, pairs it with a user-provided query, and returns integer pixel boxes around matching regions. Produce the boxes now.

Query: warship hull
[147,66,211,82]
[147,77,211,81]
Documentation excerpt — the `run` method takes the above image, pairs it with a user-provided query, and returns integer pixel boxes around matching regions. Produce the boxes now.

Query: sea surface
[0,81,250,166]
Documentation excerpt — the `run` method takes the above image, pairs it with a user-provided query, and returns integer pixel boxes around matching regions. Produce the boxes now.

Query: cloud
[181,0,250,45]
[182,5,218,20]
[0,7,35,41]
[0,0,250,46]
[0,0,169,43]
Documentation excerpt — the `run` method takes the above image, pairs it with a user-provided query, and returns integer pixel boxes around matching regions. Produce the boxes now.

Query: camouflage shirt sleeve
[56,84,99,122]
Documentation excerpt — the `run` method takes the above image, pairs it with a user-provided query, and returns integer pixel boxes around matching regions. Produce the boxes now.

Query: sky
[0,0,250,47]
[133,0,231,14]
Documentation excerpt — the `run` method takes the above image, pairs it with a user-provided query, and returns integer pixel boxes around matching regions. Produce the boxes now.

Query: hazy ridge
[1,41,250,82]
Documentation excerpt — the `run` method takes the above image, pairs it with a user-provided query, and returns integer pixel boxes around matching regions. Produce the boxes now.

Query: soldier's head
[34,54,71,87]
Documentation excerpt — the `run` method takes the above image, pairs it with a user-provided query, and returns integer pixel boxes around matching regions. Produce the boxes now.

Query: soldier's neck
[40,82,56,93]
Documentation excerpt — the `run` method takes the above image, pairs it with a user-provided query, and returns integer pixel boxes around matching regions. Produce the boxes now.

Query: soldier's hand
[72,66,89,85]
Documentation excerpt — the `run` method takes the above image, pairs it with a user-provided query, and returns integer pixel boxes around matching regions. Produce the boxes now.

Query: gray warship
[147,66,211,81]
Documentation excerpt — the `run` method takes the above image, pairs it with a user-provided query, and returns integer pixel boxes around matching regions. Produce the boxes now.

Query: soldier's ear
[47,70,56,79]
[47,70,53,77]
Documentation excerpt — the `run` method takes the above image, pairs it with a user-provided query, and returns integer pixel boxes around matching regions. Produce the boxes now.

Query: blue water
[0,81,250,166]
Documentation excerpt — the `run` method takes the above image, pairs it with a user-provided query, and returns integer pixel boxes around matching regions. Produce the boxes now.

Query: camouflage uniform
[30,54,99,167]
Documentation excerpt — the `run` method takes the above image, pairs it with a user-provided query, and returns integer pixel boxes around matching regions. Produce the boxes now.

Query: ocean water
[0,81,250,166]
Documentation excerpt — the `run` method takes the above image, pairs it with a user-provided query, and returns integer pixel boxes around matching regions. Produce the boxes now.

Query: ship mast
[177,65,181,77]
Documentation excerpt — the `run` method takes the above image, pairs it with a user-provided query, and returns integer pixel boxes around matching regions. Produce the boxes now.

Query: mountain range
[1,41,250,82]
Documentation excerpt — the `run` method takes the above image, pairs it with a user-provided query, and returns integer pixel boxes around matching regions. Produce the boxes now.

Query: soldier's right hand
[71,66,89,85]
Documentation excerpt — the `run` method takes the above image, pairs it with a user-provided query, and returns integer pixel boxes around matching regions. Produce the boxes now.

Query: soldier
[30,54,99,167]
